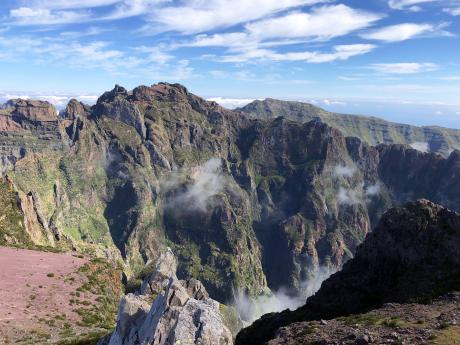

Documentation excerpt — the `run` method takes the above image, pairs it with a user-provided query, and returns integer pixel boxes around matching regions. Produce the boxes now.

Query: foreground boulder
[236,199,460,345]
[105,249,234,345]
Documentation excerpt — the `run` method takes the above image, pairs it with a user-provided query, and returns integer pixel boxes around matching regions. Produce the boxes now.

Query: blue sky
[0,0,460,127]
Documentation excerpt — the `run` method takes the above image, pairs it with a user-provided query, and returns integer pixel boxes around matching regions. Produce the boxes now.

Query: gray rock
[107,250,233,345]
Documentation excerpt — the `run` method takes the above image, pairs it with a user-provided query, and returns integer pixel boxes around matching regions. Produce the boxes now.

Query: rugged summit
[0,83,460,307]
[236,200,460,344]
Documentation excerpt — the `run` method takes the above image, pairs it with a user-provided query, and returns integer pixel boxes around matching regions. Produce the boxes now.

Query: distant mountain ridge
[238,98,460,157]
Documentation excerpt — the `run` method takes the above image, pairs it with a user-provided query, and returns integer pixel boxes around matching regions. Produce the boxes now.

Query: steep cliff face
[1,83,460,307]
[235,200,460,345]
[239,98,460,157]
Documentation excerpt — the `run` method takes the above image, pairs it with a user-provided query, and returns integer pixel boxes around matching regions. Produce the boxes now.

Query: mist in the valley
[163,158,225,212]
[233,266,336,325]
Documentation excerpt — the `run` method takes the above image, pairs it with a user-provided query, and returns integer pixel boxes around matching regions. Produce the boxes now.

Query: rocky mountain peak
[61,98,91,120]
[96,84,129,104]
[131,82,190,103]
[7,99,58,123]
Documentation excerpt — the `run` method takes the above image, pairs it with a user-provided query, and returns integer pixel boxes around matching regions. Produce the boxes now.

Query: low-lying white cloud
[164,158,225,212]
[0,92,98,110]
[338,187,362,205]
[410,141,430,152]
[365,183,381,197]
[333,164,356,178]
[233,266,335,324]
[207,97,257,109]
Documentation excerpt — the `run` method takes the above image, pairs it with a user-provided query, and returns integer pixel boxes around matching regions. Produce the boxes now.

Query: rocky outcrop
[267,292,460,345]
[93,85,147,138]
[235,200,460,345]
[7,99,58,123]
[106,249,234,345]
[61,99,91,120]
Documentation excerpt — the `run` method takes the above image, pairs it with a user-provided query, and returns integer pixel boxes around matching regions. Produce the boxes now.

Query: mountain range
[1,83,460,344]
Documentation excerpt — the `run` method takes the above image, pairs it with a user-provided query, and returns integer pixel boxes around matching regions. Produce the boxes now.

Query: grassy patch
[430,325,460,345]
[74,258,123,330]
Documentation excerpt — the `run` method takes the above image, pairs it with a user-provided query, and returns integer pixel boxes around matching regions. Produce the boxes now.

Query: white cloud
[0,31,193,81]
[440,76,460,80]
[220,44,376,63]
[234,266,335,324]
[28,0,122,9]
[323,99,346,106]
[388,0,439,12]
[102,0,170,20]
[410,141,430,152]
[165,158,226,212]
[245,5,382,41]
[0,92,99,109]
[133,45,173,65]
[207,97,258,109]
[183,32,255,49]
[141,0,329,34]
[369,62,439,74]
[10,7,89,25]
[365,183,381,196]
[333,164,356,178]
[443,7,460,15]
[360,23,436,42]
[338,187,362,205]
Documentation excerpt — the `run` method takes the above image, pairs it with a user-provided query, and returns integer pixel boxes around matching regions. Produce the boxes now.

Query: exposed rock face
[235,200,460,345]
[8,99,58,123]
[239,98,460,157]
[107,249,233,345]
[93,85,147,138]
[61,99,91,120]
[1,82,460,306]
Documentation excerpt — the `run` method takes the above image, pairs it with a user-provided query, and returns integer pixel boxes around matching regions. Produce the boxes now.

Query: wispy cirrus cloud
[388,0,440,12]
[368,62,439,74]
[0,31,193,81]
[360,23,450,42]
[25,0,122,9]
[219,44,376,63]
[9,7,90,25]
[443,6,460,16]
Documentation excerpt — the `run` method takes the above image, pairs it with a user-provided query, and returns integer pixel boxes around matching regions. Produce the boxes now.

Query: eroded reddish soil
[0,246,118,344]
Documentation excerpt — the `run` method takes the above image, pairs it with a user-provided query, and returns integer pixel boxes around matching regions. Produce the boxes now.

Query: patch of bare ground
[0,246,122,345]
[268,292,460,345]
